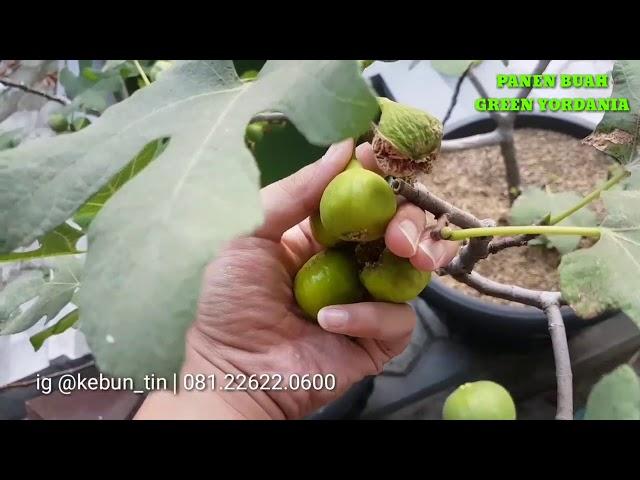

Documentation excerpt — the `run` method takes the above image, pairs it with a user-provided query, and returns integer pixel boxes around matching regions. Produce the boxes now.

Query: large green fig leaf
[29,308,79,351]
[583,60,640,169]
[253,121,327,187]
[559,190,640,327]
[1,60,378,384]
[0,256,82,335]
[510,187,598,255]
[0,270,46,324]
[0,222,83,263]
[584,364,640,420]
[73,138,169,229]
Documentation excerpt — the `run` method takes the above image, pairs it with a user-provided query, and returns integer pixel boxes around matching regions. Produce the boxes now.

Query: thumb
[255,138,354,241]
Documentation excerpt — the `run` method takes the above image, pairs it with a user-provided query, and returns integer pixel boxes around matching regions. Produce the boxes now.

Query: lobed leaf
[583,60,640,168]
[0,60,379,385]
[73,138,169,229]
[0,256,82,335]
[510,187,597,254]
[0,222,83,263]
[559,190,640,327]
[584,364,640,420]
[29,309,79,351]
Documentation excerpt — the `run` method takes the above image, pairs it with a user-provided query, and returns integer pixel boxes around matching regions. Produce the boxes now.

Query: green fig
[245,121,266,144]
[359,248,431,303]
[48,113,69,133]
[310,212,340,248]
[71,117,91,132]
[320,158,397,242]
[372,97,443,179]
[443,381,517,420]
[294,249,365,321]
[240,69,260,81]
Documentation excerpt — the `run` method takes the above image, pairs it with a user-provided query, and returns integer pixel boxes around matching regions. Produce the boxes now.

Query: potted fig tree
[393,60,633,350]
[0,59,638,421]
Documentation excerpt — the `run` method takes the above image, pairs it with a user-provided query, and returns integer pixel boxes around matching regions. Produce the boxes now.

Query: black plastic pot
[420,113,613,349]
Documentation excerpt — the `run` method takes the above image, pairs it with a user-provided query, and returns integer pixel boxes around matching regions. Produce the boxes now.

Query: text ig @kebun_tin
[35,371,338,395]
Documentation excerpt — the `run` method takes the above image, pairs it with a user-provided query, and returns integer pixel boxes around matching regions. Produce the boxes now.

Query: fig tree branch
[451,271,562,309]
[0,77,69,105]
[445,218,496,274]
[441,64,472,127]
[440,130,503,152]
[388,178,483,229]
[515,60,552,101]
[544,302,573,420]
[467,70,503,125]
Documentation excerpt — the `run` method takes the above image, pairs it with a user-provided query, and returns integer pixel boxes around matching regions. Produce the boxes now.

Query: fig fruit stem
[441,225,601,241]
[548,168,631,226]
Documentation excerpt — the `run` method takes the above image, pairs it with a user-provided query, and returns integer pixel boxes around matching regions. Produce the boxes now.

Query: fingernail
[320,138,353,167]
[419,239,448,268]
[399,220,419,254]
[317,308,349,330]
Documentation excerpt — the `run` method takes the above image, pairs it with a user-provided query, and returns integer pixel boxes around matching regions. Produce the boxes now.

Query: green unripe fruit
[240,69,260,80]
[71,117,91,132]
[294,249,365,321]
[320,158,397,242]
[48,113,69,133]
[443,381,517,420]
[245,122,266,144]
[82,67,100,82]
[359,248,431,303]
[372,97,443,179]
[310,213,340,248]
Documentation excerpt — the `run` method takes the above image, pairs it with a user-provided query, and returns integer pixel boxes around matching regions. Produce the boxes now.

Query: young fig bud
[372,97,443,179]
[359,248,431,303]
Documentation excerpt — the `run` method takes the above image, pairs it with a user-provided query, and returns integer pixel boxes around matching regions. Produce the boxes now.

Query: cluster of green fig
[293,98,445,321]
[293,156,431,320]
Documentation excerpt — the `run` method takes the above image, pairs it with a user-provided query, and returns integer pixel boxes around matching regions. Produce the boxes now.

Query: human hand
[135,138,459,420]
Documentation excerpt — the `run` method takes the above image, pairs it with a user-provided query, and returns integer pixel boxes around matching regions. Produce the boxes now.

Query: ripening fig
[310,212,340,248]
[294,249,365,321]
[443,381,517,420]
[359,247,431,303]
[372,97,443,179]
[320,157,397,242]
